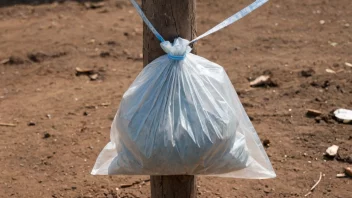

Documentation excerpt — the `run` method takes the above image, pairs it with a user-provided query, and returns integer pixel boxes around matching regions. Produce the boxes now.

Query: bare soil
[0,0,351,197]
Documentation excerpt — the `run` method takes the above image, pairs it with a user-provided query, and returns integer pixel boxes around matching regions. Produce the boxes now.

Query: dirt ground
[0,0,351,197]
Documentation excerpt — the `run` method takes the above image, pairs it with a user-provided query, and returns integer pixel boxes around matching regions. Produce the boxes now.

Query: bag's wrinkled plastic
[91,38,276,178]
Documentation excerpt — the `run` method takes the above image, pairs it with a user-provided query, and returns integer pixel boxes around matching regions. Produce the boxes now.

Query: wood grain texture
[142,0,197,65]
[151,175,196,198]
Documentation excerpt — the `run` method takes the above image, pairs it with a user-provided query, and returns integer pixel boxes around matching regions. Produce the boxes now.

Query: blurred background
[0,0,351,197]
[0,0,102,7]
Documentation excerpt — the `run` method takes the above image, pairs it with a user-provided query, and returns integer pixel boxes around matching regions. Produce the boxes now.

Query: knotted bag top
[129,0,269,60]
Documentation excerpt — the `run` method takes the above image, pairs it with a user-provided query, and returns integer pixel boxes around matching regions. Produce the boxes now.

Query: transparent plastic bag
[91,38,276,178]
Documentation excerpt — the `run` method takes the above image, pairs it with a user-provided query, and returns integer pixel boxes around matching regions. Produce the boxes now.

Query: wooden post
[142,0,197,197]
[142,0,197,65]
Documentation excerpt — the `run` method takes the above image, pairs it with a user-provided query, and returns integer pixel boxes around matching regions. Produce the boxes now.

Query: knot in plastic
[160,38,192,61]
[167,54,186,60]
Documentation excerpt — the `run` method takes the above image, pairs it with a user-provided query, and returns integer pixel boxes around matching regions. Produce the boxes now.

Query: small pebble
[28,121,36,126]
[43,132,51,139]
[263,139,271,147]
[345,167,352,177]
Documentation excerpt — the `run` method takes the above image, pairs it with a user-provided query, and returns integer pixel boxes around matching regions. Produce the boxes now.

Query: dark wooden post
[142,0,197,197]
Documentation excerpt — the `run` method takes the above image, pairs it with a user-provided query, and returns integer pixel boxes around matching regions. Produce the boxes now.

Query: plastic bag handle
[129,0,269,44]
[129,0,165,42]
[189,0,268,44]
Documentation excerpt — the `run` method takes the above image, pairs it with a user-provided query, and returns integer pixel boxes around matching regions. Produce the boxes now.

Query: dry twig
[305,172,323,196]
[120,179,150,189]
[0,123,16,127]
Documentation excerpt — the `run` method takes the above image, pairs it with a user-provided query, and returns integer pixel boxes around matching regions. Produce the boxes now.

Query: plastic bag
[92,0,276,179]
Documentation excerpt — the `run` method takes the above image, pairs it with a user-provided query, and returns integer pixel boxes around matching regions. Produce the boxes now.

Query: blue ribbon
[129,0,268,45]
[129,0,269,57]
[129,0,165,42]
[167,54,186,61]
[189,0,269,44]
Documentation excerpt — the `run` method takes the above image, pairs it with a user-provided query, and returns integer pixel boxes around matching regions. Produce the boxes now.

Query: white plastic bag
[92,0,276,179]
